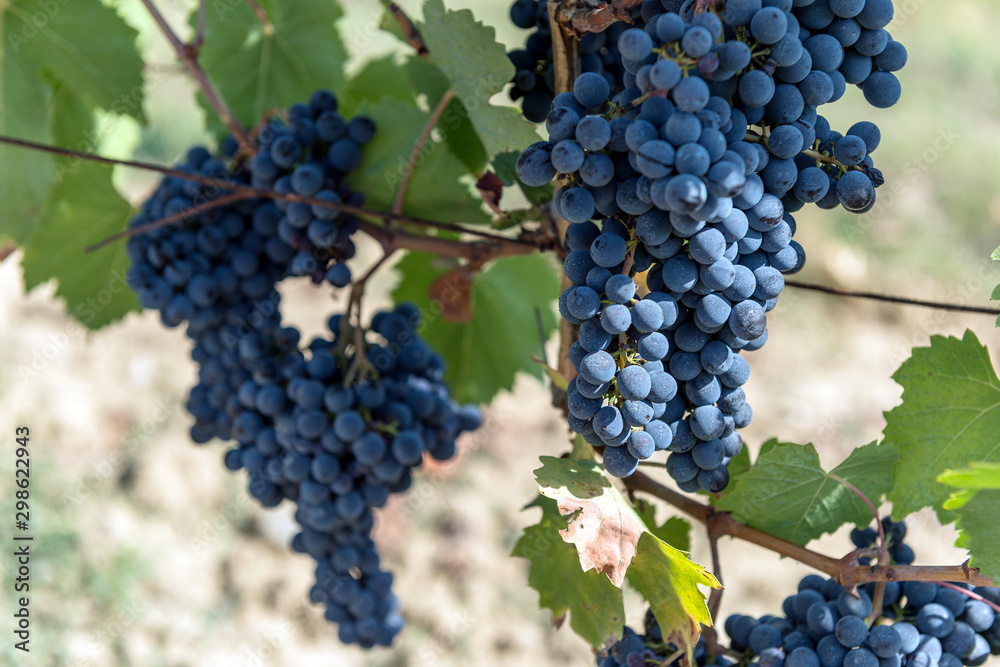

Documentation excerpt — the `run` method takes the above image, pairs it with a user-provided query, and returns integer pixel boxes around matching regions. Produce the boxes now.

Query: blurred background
[1,0,999,665]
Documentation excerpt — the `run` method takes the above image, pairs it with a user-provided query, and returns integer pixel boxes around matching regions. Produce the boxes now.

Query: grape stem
[137,0,252,154]
[703,527,726,657]
[384,1,427,57]
[829,473,886,552]
[743,132,847,170]
[934,581,1000,614]
[660,647,685,667]
[343,249,397,384]
[828,473,888,625]
[800,147,845,169]
[192,0,206,53]
[394,88,457,216]
[622,471,997,588]
[242,0,274,34]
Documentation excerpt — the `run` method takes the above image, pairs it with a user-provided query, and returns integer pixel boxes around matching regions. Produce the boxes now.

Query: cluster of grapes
[126,90,481,647]
[507,0,633,122]
[216,306,480,647]
[620,0,901,213]
[515,0,904,487]
[127,89,372,331]
[517,82,787,489]
[724,521,1000,667]
[602,519,1000,667]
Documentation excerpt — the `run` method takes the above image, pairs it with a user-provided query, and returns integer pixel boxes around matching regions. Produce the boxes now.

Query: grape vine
[0,0,998,663]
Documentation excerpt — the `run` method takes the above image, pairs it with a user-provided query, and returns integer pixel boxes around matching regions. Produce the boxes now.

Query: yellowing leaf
[533,457,719,652]
[512,496,625,647]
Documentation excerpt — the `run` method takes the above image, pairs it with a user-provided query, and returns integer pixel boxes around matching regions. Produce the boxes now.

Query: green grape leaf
[0,81,53,243]
[20,78,137,328]
[405,56,488,174]
[512,496,625,647]
[626,533,719,658]
[939,466,1000,583]
[392,251,559,404]
[20,166,137,329]
[571,434,597,462]
[533,456,718,653]
[22,80,136,319]
[635,500,691,551]
[0,0,143,244]
[939,463,1000,490]
[992,271,1000,326]
[949,490,1000,582]
[992,245,1000,261]
[493,151,519,186]
[377,6,407,44]
[198,0,348,129]
[885,332,1000,519]
[717,441,899,545]
[339,55,415,117]
[418,0,540,162]
[346,99,488,224]
[22,0,144,119]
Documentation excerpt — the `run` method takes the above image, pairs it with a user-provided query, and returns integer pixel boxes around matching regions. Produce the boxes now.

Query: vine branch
[138,0,251,153]
[548,0,581,403]
[0,134,543,256]
[394,88,457,216]
[623,471,996,588]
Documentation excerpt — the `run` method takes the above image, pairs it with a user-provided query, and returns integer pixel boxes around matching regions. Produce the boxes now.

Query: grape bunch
[126,90,482,647]
[126,88,373,332]
[507,0,634,122]
[518,83,786,490]
[515,0,906,488]
[724,520,1000,667]
[604,519,1000,667]
[219,306,481,647]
